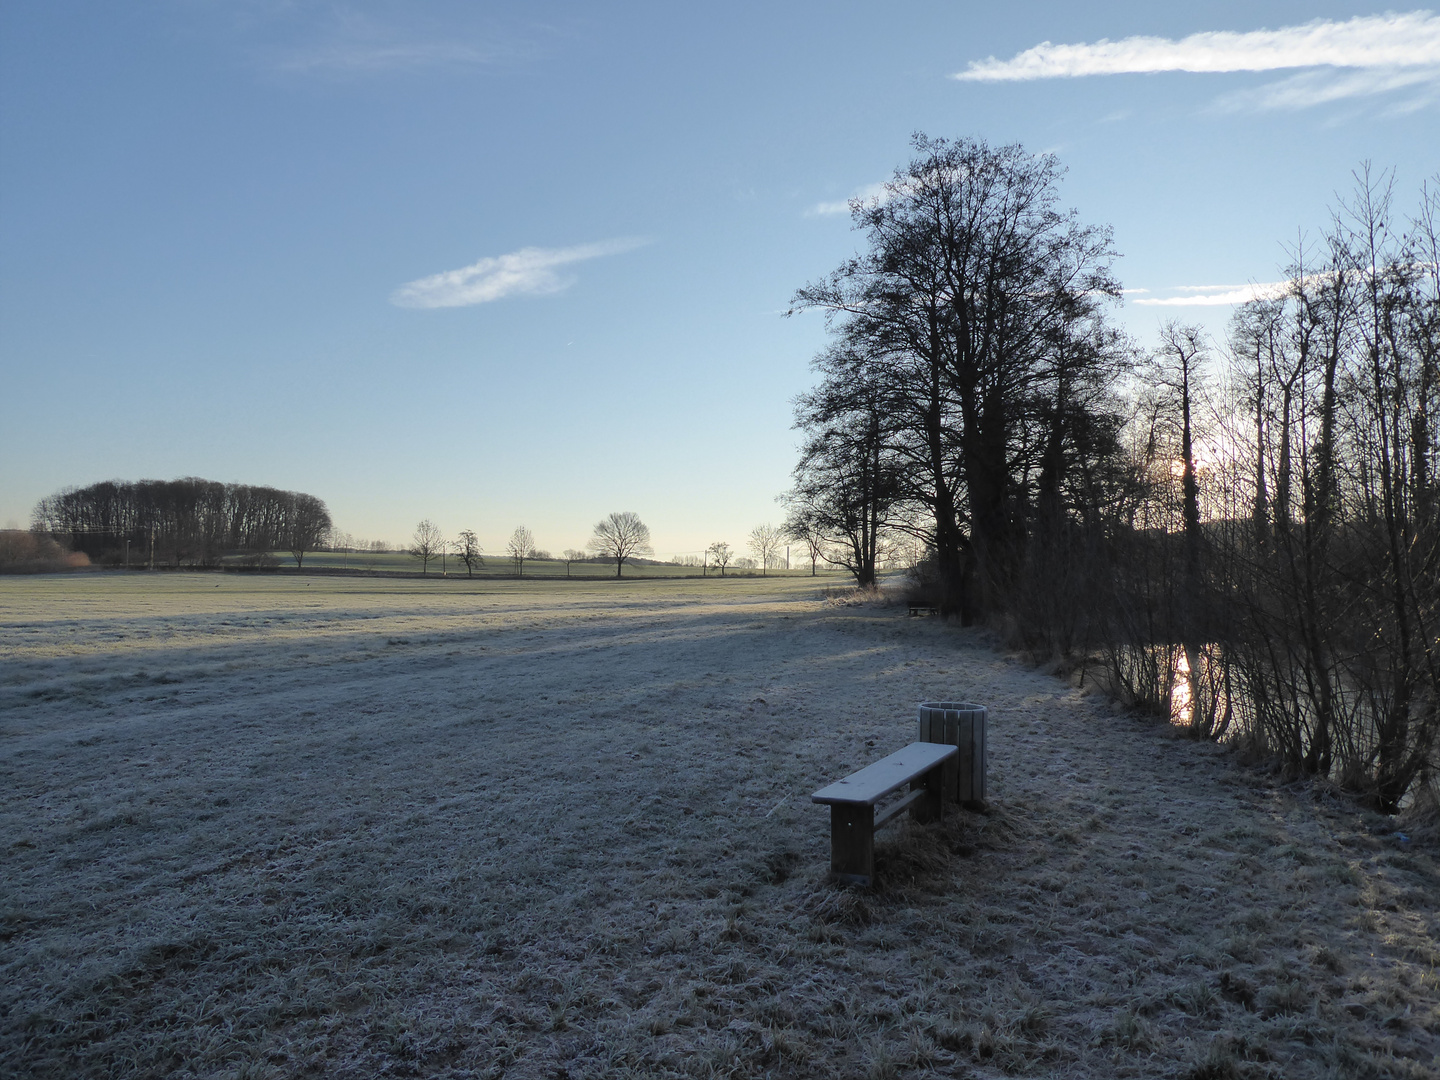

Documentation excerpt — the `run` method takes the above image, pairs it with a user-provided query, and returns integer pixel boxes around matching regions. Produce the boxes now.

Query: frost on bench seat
[812,742,957,885]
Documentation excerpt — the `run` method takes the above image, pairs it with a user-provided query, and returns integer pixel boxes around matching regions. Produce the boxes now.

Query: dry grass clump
[820,583,895,608]
[1399,781,1440,847]
[1,573,1436,1078]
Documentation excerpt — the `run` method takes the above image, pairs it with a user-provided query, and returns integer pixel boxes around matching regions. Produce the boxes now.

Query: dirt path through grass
[1,574,1436,1078]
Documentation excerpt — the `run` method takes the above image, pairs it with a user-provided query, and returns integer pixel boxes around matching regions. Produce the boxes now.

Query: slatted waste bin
[917,701,987,807]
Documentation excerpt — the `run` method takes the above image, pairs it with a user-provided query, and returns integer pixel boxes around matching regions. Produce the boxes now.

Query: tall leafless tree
[747,523,784,576]
[786,373,899,587]
[507,526,534,577]
[707,541,733,576]
[587,512,653,578]
[1150,322,1212,732]
[456,529,483,577]
[411,520,444,576]
[286,493,332,570]
[783,509,828,576]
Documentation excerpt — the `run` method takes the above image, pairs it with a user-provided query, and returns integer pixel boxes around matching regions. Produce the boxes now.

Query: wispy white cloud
[278,40,500,74]
[954,12,1440,109]
[267,10,534,75]
[1213,63,1440,110]
[956,13,1440,80]
[391,239,648,309]
[1132,281,1289,306]
[807,182,891,217]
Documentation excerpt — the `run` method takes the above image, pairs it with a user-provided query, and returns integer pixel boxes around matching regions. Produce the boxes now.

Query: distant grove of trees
[32,477,332,568]
[786,133,1438,813]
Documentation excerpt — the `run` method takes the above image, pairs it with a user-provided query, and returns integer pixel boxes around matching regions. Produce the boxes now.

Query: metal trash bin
[917,701,987,806]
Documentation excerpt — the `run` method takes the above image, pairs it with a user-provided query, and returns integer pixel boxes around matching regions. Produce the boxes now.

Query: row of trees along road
[409,513,655,578]
[786,134,1438,813]
[32,478,331,568]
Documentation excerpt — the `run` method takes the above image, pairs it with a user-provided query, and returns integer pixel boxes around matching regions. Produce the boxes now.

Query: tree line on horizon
[31,478,333,569]
[27,480,828,580]
[401,515,806,578]
[785,134,1438,813]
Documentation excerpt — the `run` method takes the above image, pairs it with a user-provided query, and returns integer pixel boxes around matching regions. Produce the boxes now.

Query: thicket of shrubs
[0,531,90,573]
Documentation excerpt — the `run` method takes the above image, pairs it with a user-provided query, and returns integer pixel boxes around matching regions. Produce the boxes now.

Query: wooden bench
[811,741,958,885]
[907,602,939,617]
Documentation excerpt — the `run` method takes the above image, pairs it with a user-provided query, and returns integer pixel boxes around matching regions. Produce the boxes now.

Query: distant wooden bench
[907,602,939,617]
[811,741,958,886]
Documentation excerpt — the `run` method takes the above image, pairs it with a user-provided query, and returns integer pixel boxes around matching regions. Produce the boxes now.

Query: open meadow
[1,573,1437,1079]
[242,551,823,579]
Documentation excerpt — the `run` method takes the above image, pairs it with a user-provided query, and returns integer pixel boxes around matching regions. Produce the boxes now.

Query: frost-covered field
[1,573,1437,1079]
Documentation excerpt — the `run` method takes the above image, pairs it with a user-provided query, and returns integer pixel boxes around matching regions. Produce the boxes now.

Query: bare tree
[456,529,484,577]
[507,526,534,577]
[706,540,733,576]
[1149,322,1212,732]
[785,378,899,587]
[748,523,784,576]
[588,511,653,578]
[562,548,587,577]
[411,519,444,575]
[286,493,332,570]
[783,509,828,576]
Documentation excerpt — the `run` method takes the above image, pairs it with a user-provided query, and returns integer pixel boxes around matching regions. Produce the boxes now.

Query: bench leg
[830,803,874,886]
[910,764,945,824]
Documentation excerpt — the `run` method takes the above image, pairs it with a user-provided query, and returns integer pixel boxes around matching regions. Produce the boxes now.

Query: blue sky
[2,3,1437,557]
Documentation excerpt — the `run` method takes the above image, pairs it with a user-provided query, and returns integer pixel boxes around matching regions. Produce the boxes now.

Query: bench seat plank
[811,742,957,806]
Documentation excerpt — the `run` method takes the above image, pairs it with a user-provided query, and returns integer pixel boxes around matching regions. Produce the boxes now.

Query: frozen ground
[1,573,1436,1079]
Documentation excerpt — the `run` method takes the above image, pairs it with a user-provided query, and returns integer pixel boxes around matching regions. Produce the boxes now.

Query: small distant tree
[456,529,484,577]
[562,548,587,577]
[507,526,534,576]
[707,541,733,576]
[588,511,654,578]
[748,523,784,577]
[411,519,444,575]
[286,493,332,570]
[783,510,827,576]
